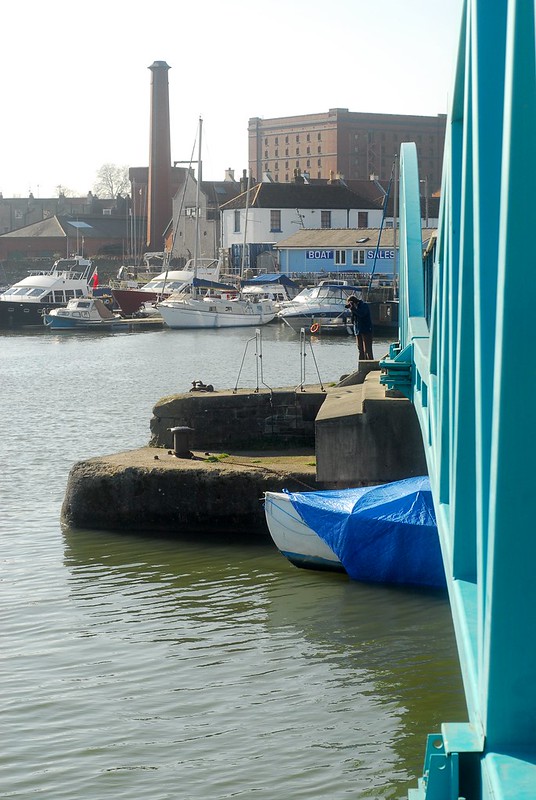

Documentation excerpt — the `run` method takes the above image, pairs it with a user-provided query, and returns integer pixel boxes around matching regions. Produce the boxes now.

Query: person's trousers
[357,332,374,360]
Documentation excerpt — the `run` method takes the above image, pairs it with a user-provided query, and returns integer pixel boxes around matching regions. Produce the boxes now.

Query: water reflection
[62,528,466,799]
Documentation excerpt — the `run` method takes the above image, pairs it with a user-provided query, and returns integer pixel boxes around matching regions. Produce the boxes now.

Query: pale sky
[1,0,464,198]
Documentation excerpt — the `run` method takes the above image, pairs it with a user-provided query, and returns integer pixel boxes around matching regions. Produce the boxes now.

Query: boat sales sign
[367,249,394,260]
[306,250,334,260]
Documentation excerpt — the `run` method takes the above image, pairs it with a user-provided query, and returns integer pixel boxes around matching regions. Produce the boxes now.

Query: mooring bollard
[168,426,195,458]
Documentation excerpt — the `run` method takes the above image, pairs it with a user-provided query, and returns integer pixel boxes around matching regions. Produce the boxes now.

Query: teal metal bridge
[380,1,536,797]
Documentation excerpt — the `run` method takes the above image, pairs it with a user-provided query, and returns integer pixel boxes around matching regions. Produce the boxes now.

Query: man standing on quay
[345,295,374,360]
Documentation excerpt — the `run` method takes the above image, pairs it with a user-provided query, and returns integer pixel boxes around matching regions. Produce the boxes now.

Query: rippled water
[0,324,466,799]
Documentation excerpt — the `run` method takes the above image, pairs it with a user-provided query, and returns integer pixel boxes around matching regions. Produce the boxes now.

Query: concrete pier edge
[62,366,427,537]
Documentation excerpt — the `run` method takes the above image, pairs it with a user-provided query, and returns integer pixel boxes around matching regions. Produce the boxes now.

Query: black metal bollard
[168,426,195,458]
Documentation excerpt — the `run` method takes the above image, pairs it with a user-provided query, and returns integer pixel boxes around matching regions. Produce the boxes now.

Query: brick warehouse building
[249,108,446,193]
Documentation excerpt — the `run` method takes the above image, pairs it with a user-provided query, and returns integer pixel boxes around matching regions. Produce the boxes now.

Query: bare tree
[56,184,76,197]
[93,164,130,199]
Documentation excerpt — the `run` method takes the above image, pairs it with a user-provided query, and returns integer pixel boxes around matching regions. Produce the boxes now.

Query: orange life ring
[310,322,320,333]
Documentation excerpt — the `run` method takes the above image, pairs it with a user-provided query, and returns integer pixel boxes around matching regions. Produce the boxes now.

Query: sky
[1,0,464,199]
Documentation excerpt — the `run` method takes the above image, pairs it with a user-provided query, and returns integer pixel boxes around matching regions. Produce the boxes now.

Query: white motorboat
[158,279,277,329]
[264,477,446,588]
[111,258,221,315]
[240,274,299,311]
[0,255,95,328]
[43,297,121,330]
[277,281,362,333]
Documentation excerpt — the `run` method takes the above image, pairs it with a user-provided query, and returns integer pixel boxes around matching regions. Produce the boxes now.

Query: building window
[285,173,289,181]
[317,159,321,166]
[275,148,279,157]
[352,250,365,265]
[321,210,331,229]
[285,161,289,168]
[296,135,299,142]
[335,250,346,265]
[234,209,240,233]
[306,159,310,167]
[270,209,282,231]
[317,171,321,179]
[275,136,279,145]
[265,163,268,171]
[295,160,299,168]
[306,133,310,142]
[317,132,322,140]
[264,137,268,145]
[306,146,310,154]
[358,211,368,227]
[285,148,289,157]
[275,162,279,170]
[264,150,268,158]
[317,146,322,154]
[285,136,289,144]
[296,148,300,155]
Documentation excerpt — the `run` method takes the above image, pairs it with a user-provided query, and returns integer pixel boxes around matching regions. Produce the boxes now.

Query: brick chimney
[146,60,171,250]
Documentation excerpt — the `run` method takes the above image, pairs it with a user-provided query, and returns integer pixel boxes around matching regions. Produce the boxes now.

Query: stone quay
[61,366,427,538]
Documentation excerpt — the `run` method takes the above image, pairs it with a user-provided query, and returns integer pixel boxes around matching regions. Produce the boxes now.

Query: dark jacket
[347,298,372,334]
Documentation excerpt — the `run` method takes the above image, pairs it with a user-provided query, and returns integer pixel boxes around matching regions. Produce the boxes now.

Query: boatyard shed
[0,215,134,261]
[274,227,437,275]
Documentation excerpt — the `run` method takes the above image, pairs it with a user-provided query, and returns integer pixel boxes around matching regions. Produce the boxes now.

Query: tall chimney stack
[146,60,171,251]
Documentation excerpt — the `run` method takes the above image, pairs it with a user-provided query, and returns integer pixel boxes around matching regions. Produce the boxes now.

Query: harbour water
[1,323,466,799]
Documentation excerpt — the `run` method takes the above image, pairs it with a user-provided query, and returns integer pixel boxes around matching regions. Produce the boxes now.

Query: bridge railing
[380,1,536,797]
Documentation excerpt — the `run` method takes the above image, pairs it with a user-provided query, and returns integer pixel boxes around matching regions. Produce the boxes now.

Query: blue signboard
[306,249,334,260]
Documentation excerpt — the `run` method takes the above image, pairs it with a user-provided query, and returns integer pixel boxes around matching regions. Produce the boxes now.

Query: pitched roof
[220,182,384,211]
[274,227,437,249]
[0,215,134,240]
[201,180,242,208]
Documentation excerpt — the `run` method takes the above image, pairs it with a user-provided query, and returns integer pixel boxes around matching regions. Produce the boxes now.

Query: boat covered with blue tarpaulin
[265,476,445,588]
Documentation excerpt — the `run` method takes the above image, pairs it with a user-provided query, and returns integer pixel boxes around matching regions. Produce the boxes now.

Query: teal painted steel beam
[381,1,536,796]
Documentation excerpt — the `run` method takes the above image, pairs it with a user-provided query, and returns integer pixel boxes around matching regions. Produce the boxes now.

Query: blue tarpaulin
[285,476,446,588]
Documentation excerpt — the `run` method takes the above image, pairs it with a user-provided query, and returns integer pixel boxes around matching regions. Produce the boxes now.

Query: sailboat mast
[193,117,202,274]
[240,170,251,278]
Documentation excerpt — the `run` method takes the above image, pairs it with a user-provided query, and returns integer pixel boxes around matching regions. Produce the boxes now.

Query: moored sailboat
[157,118,276,329]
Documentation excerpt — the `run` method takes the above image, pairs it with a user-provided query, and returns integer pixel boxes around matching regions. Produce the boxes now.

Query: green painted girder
[381,1,536,797]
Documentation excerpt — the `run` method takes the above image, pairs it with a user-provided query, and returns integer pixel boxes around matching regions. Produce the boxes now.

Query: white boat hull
[158,297,276,329]
[264,492,344,571]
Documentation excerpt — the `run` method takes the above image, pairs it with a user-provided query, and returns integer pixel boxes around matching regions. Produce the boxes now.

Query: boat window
[82,311,90,318]
[58,310,69,316]
[74,289,84,297]
[72,312,81,317]
[78,302,91,308]
[27,288,43,297]
[53,292,65,303]
[42,293,53,303]
[65,290,75,299]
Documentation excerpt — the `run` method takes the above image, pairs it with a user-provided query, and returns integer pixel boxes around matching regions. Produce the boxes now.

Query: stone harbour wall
[61,448,320,535]
[150,387,328,451]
